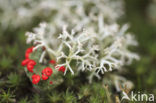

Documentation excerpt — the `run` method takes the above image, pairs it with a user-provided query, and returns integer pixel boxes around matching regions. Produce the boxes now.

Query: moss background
[0,0,156,103]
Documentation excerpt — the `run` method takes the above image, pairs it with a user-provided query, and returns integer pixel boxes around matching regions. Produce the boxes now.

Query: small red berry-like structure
[27,63,34,72]
[25,53,30,59]
[25,46,34,59]
[42,74,49,80]
[21,58,30,66]
[50,81,53,84]
[22,46,64,85]
[28,60,36,66]
[26,46,34,54]
[32,74,40,84]
[58,66,66,73]
[42,67,53,77]
[49,60,56,65]
[41,67,53,81]
[21,47,36,73]
[22,59,36,73]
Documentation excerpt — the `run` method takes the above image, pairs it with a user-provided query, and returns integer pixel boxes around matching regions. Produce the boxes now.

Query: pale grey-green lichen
[24,0,139,84]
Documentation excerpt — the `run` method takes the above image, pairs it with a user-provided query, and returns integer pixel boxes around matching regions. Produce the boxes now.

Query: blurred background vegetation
[0,0,156,102]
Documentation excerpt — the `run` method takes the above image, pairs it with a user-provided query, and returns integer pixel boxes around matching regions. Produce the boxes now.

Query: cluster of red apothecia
[21,47,66,84]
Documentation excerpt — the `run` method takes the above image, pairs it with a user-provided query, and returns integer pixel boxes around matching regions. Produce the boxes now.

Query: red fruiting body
[27,67,33,72]
[21,58,30,66]
[42,74,49,80]
[28,60,36,66]
[27,64,34,69]
[50,81,53,84]
[32,74,40,84]
[27,64,34,72]
[42,67,53,76]
[22,46,36,73]
[26,47,34,54]
[32,74,37,79]
[58,66,66,73]
[25,52,30,59]
[25,46,34,59]
[49,60,56,65]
